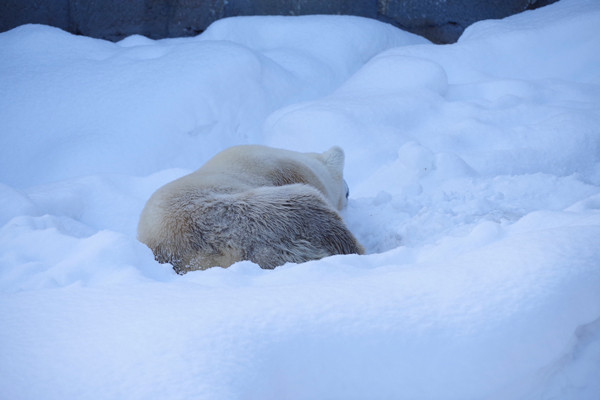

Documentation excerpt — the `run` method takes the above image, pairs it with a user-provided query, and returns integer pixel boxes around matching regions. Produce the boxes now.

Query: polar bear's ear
[321,146,345,173]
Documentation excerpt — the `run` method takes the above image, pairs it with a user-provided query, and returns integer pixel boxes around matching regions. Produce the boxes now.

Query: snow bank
[0,16,426,188]
[1,1,599,399]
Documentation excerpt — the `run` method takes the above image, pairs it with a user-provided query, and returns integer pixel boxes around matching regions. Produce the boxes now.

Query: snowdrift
[1,0,599,399]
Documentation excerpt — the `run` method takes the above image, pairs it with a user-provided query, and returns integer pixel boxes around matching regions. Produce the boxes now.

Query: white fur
[138,145,363,273]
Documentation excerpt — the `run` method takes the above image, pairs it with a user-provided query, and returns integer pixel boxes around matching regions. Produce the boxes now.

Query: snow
[1,0,599,398]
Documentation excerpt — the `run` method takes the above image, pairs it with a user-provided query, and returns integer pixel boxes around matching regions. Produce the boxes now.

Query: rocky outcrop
[0,0,558,43]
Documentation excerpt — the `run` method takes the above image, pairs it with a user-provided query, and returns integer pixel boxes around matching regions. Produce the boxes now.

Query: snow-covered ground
[1,0,600,398]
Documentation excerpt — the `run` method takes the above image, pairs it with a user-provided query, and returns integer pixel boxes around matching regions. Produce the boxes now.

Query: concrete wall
[0,0,558,43]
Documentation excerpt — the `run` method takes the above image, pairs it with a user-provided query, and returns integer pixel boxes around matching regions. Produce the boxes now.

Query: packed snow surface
[1,0,600,399]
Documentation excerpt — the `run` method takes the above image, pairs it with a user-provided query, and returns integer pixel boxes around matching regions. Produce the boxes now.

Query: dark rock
[222,0,376,18]
[377,0,559,43]
[0,0,560,44]
[168,0,228,37]
[1,0,70,32]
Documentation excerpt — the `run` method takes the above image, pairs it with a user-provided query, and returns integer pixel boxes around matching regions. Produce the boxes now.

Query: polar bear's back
[197,145,347,210]
[141,183,363,273]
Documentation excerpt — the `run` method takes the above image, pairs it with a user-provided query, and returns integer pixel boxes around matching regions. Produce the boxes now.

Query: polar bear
[138,145,364,274]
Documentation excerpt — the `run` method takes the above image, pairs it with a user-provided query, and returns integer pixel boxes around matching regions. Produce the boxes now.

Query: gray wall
[1,0,558,44]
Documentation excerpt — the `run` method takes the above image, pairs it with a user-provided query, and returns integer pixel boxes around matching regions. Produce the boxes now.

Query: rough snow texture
[1,1,599,399]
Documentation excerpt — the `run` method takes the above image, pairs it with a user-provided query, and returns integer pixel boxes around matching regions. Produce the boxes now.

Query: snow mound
[1,1,599,399]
